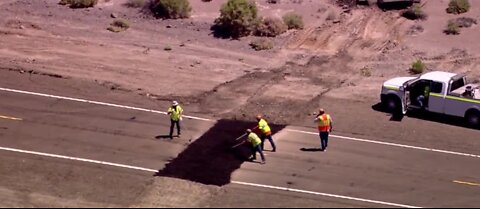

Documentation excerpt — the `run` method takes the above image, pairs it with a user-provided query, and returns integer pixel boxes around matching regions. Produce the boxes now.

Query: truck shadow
[372,103,477,130]
[154,119,286,186]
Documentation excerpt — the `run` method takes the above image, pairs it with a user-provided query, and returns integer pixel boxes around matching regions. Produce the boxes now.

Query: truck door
[404,87,411,114]
[428,81,446,113]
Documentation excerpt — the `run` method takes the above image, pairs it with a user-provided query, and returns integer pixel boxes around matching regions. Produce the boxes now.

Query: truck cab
[381,71,480,128]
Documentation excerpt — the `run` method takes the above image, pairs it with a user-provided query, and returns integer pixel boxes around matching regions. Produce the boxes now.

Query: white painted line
[0,87,213,122]
[0,115,23,121]
[286,129,480,159]
[231,181,421,208]
[0,146,158,173]
[0,146,421,208]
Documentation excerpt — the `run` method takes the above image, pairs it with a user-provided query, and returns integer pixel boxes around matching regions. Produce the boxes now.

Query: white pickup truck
[381,71,480,128]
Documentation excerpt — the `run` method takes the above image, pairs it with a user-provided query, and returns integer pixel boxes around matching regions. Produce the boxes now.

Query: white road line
[0,87,213,122]
[0,147,158,173]
[286,129,480,159]
[231,181,421,208]
[1,87,478,160]
[0,146,421,208]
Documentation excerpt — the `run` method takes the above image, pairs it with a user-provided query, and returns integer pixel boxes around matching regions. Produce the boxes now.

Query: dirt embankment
[1,0,479,125]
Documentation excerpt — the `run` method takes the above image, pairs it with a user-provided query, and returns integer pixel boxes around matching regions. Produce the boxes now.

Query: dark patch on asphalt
[300,148,323,152]
[155,119,286,186]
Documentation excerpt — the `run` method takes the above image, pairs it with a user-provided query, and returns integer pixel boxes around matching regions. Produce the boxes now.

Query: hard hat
[246,129,252,133]
[256,114,262,120]
[172,101,179,106]
[319,108,325,114]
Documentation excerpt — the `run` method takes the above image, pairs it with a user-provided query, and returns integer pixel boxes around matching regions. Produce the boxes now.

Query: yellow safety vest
[248,132,262,147]
[168,106,183,121]
[258,119,271,134]
[317,114,331,132]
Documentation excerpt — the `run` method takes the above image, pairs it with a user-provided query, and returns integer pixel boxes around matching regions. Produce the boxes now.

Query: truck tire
[465,110,480,129]
[383,95,402,116]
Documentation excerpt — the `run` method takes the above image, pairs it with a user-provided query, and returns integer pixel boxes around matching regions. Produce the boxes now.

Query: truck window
[431,82,443,94]
[450,78,465,92]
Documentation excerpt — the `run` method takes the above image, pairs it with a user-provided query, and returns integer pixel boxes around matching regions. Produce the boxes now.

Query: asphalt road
[0,72,479,207]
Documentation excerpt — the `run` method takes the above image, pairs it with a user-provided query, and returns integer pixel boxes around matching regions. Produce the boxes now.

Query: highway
[1,81,479,207]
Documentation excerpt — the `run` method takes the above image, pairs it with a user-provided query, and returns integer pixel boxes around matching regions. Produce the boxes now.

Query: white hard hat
[172,101,179,106]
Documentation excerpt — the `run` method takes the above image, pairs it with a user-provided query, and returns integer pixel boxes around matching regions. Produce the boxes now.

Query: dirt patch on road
[156,119,286,186]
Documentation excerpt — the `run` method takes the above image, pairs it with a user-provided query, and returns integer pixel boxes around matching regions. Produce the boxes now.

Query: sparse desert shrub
[59,0,97,8]
[326,11,336,21]
[454,17,477,28]
[282,12,304,29]
[125,0,145,8]
[164,46,173,51]
[150,0,192,19]
[267,0,280,3]
[360,66,372,77]
[107,19,130,33]
[402,5,427,20]
[410,59,425,74]
[250,38,274,51]
[444,19,460,35]
[254,17,288,37]
[446,0,470,14]
[212,0,259,38]
[407,24,424,35]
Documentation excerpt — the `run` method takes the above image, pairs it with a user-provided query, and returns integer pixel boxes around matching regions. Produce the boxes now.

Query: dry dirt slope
[0,0,479,124]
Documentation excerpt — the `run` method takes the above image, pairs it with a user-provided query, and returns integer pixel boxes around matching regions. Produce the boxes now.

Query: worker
[417,84,430,109]
[167,101,183,139]
[254,115,276,152]
[239,129,266,164]
[314,109,333,152]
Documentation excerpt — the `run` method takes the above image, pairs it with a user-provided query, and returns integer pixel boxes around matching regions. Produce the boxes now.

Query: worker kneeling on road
[238,129,266,164]
[254,115,277,152]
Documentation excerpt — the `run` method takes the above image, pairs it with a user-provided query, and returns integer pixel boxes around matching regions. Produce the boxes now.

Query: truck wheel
[465,110,480,129]
[383,95,402,115]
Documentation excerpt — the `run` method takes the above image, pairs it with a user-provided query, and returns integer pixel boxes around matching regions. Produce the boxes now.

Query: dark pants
[169,119,181,138]
[252,145,266,162]
[417,95,425,107]
[320,132,329,151]
[261,134,277,151]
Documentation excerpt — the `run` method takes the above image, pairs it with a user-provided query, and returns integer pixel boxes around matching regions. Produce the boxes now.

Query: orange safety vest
[317,114,332,132]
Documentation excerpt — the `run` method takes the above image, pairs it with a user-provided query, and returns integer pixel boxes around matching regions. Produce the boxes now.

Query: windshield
[450,77,466,92]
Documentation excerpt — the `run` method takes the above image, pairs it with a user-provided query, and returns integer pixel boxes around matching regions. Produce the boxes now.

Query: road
[0,72,479,207]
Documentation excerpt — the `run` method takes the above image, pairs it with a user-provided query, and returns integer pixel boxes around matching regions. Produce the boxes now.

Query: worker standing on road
[254,115,277,152]
[238,129,266,164]
[314,109,333,152]
[167,101,183,139]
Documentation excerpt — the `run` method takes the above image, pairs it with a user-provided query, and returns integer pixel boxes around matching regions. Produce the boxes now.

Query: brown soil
[0,0,479,132]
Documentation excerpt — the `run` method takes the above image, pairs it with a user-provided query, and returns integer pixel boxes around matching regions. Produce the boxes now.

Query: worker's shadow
[154,135,171,139]
[154,135,180,139]
[300,148,323,152]
[154,119,286,186]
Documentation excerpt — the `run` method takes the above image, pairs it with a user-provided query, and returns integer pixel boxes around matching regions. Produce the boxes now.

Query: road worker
[245,129,266,164]
[314,109,333,151]
[254,114,277,152]
[167,101,183,139]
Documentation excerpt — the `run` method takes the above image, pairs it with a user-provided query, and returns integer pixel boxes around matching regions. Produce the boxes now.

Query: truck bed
[449,84,480,100]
